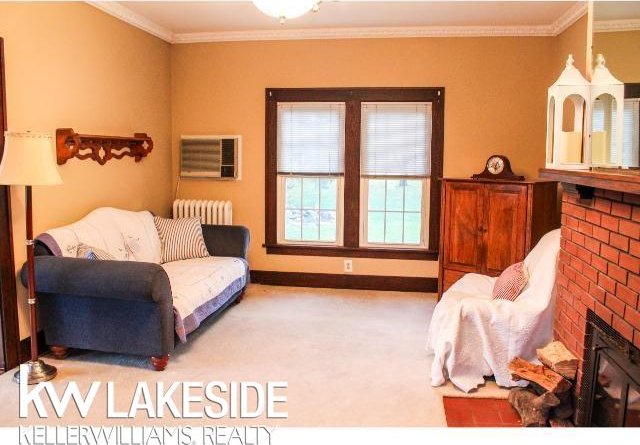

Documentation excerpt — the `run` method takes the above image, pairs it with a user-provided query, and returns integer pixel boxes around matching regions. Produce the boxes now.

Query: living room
[0,1,639,443]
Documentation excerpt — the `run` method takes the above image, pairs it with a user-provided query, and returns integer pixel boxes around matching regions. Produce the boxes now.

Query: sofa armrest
[21,256,172,304]
[201,224,250,259]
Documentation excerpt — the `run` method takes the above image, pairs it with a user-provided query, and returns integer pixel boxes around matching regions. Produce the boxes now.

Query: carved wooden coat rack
[56,128,153,165]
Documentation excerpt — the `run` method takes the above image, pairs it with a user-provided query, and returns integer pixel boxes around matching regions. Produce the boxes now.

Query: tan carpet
[0,284,508,426]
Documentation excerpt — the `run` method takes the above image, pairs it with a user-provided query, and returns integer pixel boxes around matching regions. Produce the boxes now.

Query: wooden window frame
[265,87,444,261]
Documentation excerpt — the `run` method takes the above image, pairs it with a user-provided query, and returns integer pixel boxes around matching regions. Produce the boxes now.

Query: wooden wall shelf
[56,128,153,165]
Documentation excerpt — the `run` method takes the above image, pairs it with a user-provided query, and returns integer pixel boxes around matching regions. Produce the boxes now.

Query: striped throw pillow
[154,216,209,263]
[76,243,116,261]
[492,261,529,301]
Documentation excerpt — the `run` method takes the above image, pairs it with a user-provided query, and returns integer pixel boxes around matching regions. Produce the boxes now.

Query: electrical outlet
[344,259,353,273]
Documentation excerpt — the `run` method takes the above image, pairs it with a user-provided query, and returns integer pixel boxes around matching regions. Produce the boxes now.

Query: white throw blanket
[37,207,162,263]
[426,229,561,392]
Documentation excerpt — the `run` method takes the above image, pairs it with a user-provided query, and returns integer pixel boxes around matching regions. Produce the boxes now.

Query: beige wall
[593,31,640,83]
[554,15,590,80]
[171,36,558,277]
[0,2,590,338]
[0,2,173,338]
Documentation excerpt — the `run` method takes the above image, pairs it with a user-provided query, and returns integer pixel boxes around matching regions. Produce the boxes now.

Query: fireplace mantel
[540,168,640,196]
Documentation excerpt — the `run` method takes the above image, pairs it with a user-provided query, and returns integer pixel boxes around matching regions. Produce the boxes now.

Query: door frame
[0,36,20,371]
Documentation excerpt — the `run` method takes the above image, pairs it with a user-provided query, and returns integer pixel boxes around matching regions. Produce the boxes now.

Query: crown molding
[88,1,588,45]
[551,2,588,36]
[594,19,640,33]
[173,24,560,43]
[86,1,174,42]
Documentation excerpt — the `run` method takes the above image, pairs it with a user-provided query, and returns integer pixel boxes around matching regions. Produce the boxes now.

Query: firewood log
[536,341,579,380]
[508,357,572,393]
[508,388,560,427]
[551,390,574,420]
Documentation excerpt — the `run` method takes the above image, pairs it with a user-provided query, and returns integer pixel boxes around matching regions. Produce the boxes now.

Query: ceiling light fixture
[252,0,320,24]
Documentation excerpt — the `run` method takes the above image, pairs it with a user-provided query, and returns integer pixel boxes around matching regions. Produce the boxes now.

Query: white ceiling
[87,1,638,43]
[121,1,578,33]
[594,1,640,21]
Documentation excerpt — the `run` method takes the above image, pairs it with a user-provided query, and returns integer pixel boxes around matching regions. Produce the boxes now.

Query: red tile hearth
[443,397,522,427]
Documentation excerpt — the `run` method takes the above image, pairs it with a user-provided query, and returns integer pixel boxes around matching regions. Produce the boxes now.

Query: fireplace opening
[577,310,640,427]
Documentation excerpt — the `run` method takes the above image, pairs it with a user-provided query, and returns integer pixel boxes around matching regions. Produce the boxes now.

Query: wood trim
[264,87,445,258]
[0,37,21,370]
[264,244,438,260]
[539,168,640,195]
[343,99,361,248]
[250,270,437,293]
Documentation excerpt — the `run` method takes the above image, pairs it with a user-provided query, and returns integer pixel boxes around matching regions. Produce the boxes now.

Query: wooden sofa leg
[50,345,69,360]
[151,355,169,371]
[232,294,243,305]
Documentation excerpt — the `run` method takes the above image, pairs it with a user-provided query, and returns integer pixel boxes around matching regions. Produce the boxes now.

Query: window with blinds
[361,102,432,177]
[360,102,432,247]
[623,98,640,167]
[593,98,640,167]
[277,102,346,245]
[277,103,345,175]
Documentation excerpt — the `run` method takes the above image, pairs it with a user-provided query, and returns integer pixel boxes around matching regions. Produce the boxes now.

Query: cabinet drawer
[442,268,467,293]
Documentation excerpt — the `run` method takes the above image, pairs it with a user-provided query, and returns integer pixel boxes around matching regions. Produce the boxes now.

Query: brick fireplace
[541,168,640,426]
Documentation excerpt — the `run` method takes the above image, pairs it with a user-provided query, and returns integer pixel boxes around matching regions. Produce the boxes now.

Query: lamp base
[13,359,57,385]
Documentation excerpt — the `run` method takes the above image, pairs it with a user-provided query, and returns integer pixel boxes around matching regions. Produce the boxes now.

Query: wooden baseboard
[250,270,437,293]
[18,330,47,364]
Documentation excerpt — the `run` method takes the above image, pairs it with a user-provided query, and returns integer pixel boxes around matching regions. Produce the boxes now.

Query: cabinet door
[482,184,527,275]
[442,181,484,272]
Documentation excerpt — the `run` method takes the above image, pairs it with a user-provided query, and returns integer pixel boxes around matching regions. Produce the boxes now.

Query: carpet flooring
[0,284,508,426]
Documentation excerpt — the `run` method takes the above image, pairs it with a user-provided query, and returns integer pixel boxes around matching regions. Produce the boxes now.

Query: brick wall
[555,188,640,387]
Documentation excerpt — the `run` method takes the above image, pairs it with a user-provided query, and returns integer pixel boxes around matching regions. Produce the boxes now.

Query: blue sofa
[22,218,250,371]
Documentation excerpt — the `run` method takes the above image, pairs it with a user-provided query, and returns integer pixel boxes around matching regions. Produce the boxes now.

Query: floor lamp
[0,131,62,384]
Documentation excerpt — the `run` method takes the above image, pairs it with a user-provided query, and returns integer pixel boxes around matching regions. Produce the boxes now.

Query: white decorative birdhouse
[546,55,591,170]
[589,54,624,167]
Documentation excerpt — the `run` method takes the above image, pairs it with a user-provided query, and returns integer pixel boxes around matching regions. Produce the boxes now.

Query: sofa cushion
[154,216,210,263]
[162,256,247,341]
[36,207,162,263]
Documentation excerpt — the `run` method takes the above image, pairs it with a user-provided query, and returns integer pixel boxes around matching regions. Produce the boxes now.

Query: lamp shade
[0,131,62,186]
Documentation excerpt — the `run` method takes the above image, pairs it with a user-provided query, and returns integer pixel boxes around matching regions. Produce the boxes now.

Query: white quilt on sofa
[425,229,561,393]
[37,207,246,342]
[162,256,247,342]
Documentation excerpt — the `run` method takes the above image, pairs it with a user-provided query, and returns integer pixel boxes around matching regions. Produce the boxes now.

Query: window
[622,98,639,167]
[593,97,640,166]
[265,88,444,260]
[360,103,431,248]
[276,103,344,245]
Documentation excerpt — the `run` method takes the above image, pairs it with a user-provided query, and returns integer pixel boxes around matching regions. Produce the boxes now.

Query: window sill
[263,244,438,260]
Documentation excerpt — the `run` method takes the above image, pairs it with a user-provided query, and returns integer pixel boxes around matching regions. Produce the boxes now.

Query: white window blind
[623,98,640,167]
[277,102,345,175]
[361,102,432,177]
[593,98,640,166]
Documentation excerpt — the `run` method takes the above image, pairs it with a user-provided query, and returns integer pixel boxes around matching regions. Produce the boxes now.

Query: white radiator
[172,199,233,225]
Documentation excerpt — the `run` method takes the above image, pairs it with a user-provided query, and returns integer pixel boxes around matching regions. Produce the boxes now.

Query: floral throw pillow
[492,261,529,301]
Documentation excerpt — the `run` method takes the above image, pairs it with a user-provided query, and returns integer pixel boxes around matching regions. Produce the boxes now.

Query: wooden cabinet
[438,178,559,297]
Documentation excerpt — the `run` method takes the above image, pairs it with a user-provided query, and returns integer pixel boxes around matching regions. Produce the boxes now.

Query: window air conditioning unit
[180,135,241,179]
